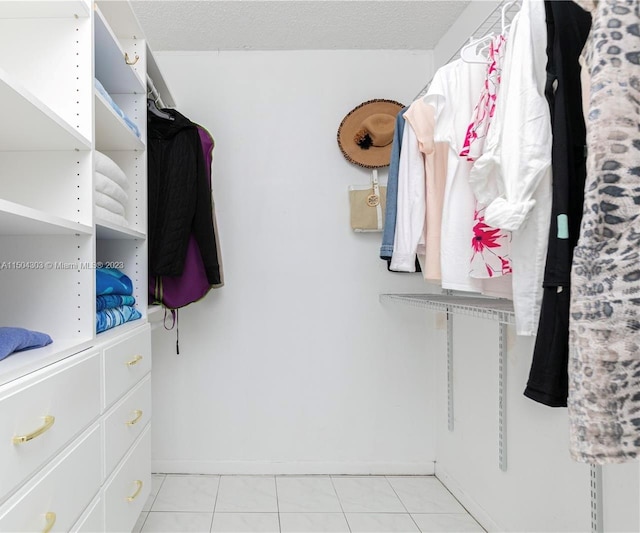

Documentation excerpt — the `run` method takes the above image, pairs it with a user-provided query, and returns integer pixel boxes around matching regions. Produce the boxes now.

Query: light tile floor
[135,475,485,533]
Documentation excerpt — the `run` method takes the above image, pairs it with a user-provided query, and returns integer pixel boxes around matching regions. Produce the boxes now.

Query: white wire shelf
[379,293,515,324]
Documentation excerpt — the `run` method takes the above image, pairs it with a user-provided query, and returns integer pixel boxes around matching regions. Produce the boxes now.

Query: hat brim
[337,99,404,169]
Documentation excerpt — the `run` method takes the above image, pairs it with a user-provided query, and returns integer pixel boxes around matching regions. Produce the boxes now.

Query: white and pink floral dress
[461,34,512,279]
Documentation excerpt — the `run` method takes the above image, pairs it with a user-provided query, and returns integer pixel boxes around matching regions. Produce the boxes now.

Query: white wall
[150,50,437,475]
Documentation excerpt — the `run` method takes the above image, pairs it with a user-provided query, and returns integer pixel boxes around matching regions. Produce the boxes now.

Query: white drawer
[104,425,151,533]
[70,494,103,533]
[104,375,151,477]
[103,325,151,408]
[0,350,101,502]
[0,424,101,533]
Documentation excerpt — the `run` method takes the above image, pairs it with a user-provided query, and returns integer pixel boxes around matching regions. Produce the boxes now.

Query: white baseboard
[435,466,502,532]
[151,460,436,476]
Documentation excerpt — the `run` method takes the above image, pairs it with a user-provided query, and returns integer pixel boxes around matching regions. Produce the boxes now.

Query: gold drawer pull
[124,52,139,65]
[13,416,55,445]
[126,410,143,426]
[126,355,143,367]
[126,480,143,502]
[42,511,56,533]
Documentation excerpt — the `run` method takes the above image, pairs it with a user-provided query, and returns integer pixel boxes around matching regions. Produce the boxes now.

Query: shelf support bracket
[447,309,454,432]
[498,322,508,471]
[590,464,603,533]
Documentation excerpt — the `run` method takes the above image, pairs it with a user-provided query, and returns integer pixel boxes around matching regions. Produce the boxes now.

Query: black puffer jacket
[148,109,220,285]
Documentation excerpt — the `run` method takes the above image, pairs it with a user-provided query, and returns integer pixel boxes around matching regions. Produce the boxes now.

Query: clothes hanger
[147,95,174,120]
[460,35,493,64]
[501,0,518,34]
[460,0,519,64]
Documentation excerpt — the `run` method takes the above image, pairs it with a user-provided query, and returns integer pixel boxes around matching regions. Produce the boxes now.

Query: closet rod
[413,0,520,101]
[147,73,166,109]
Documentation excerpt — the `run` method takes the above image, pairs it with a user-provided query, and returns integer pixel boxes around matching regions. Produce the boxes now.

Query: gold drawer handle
[126,410,143,426]
[42,511,56,533]
[126,480,143,502]
[126,355,143,367]
[13,416,55,445]
[124,52,139,65]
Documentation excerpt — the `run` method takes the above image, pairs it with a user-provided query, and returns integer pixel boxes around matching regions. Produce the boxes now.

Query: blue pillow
[0,327,53,361]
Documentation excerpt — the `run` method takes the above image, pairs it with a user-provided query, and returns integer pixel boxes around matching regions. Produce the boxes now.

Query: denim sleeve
[380,108,408,260]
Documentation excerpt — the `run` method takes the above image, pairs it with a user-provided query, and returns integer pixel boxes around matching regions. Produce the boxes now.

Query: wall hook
[124,52,139,65]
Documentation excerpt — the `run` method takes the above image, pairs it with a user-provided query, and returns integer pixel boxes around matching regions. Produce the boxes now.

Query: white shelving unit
[0,2,172,530]
[92,0,148,310]
[0,0,93,371]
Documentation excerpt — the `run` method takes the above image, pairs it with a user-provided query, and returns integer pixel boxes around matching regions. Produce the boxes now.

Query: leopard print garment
[569,0,640,464]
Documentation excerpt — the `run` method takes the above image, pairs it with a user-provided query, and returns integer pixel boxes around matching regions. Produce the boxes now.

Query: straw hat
[337,99,404,169]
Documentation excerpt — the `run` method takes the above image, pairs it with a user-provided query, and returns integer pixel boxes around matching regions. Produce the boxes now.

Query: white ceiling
[129,0,471,51]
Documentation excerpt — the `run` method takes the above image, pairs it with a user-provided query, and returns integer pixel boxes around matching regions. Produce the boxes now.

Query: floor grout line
[384,476,423,532]
[329,475,352,533]
[433,475,485,527]
[209,475,222,532]
[138,511,149,533]
[274,476,282,533]
[146,474,167,513]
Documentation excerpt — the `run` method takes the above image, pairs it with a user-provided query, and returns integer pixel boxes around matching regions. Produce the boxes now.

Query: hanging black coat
[147,108,221,286]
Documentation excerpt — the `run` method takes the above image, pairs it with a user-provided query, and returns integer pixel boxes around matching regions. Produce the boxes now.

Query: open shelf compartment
[94,5,145,94]
[0,67,90,151]
[94,90,144,151]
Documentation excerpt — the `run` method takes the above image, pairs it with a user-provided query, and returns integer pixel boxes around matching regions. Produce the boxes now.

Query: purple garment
[149,126,223,309]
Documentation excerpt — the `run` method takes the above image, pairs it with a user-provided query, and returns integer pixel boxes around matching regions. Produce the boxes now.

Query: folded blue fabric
[96,305,142,334]
[0,327,53,361]
[96,268,134,296]
[95,78,123,118]
[96,294,136,312]
[94,78,140,138]
[123,115,141,138]
[94,78,113,105]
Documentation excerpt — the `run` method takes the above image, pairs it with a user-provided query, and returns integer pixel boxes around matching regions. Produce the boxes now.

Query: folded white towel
[95,151,129,191]
[95,205,129,228]
[95,171,128,208]
[95,190,125,217]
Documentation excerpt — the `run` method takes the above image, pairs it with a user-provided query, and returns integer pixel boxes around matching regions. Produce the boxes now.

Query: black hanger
[147,98,174,120]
